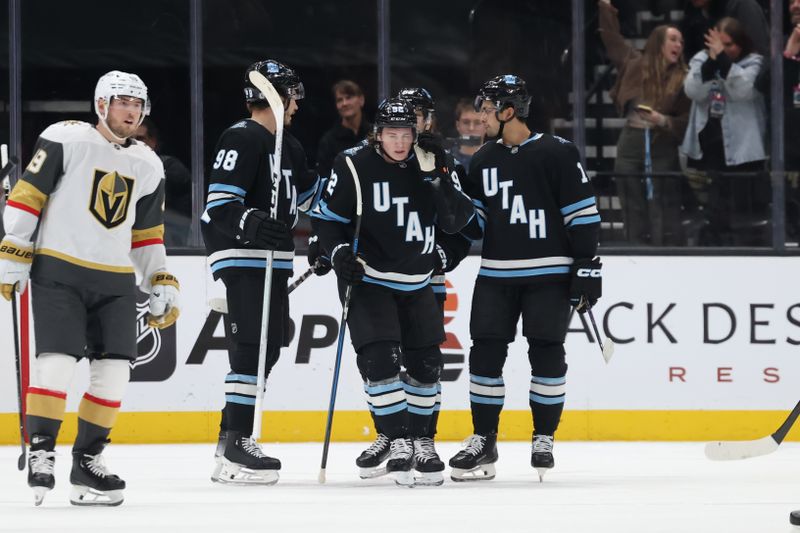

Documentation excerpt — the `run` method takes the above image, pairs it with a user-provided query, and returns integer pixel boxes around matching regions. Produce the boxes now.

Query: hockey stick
[1,144,25,470]
[704,399,800,461]
[287,260,319,293]
[586,305,614,363]
[247,70,285,440]
[319,155,362,484]
[206,262,319,315]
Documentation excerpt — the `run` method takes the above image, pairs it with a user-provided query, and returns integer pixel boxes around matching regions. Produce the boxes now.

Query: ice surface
[1,441,798,533]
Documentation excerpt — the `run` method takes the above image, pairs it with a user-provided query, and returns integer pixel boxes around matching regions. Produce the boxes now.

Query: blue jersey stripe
[209,183,247,197]
[561,197,596,215]
[478,266,570,278]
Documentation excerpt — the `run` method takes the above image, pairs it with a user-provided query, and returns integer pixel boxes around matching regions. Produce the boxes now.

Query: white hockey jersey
[2,121,167,295]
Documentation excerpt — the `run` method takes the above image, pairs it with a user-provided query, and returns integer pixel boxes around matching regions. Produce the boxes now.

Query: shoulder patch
[230,120,248,129]
[552,135,572,145]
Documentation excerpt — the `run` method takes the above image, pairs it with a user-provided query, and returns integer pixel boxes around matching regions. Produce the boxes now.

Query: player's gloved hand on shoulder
[308,234,332,276]
[242,210,290,250]
[569,257,602,314]
[331,244,364,284]
[148,272,180,329]
[414,132,449,179]
[0,236,33,301]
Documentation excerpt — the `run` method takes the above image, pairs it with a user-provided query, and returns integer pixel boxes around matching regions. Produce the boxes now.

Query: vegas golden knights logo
[89,169,134,229]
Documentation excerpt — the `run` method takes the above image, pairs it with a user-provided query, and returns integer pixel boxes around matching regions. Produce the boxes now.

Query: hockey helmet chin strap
[495,105,516,139]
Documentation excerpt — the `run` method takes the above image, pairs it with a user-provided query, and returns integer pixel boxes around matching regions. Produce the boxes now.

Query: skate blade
[391,469,415,487]
[450,463,496,482]
[69,485,124,507]
[535,466,552,483]
[413,470,444,487]
[358,465,388,479]
[215,463,280,486]
[32,486,50,506]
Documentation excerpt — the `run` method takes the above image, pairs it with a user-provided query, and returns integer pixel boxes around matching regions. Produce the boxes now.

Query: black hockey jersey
[314,146,444,291]
[202,119,318,279]
[463,133,600,285]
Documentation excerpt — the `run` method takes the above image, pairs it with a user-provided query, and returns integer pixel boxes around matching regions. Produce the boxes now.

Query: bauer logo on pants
[89,169,134,229]
[131,294,177,382]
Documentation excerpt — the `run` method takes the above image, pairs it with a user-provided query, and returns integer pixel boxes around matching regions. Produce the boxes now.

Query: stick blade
[318,468,327,484]
[17,452,25,471]
[704,435,779,461]
[601,339,615,364]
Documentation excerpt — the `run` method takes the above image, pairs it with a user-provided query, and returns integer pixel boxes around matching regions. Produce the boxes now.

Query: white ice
[1,441,799,533]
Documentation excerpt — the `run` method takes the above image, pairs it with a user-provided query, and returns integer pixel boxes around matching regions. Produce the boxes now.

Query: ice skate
[355,433,390,479]
[531,434,554,482]
[385,437,415,487]
[215,432,280,486]
[70,443,126,506]
[449,433,498,482]
[27,434,56,506]
[412,437,444,486]
[210,431,227,483]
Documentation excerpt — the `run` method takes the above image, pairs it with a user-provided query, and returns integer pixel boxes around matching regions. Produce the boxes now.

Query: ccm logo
[576,268,601,278]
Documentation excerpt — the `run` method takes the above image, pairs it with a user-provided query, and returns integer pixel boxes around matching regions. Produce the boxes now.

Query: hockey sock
[364,375,408,440]
[403,375,438,438]
[223,372,258,434]
[529,374,566,435]
[424,382,442,438]
[73,359,128,453]
[26,353,77,442]
[469,373,505,434]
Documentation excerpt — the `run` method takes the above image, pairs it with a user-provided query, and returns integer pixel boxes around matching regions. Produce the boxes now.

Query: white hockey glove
[0,236,33,301]
[148,272,180,329]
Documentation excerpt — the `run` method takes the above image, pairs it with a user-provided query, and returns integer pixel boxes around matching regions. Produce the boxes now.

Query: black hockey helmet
[474,74,531,119]
[243,59,305,104]
[397,87,435,129]
[373,97,417,133]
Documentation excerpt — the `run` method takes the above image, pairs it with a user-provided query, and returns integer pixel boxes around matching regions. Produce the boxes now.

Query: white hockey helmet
[94,70,151,126]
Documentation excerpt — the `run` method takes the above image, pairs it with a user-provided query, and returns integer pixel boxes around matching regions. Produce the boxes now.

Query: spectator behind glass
[680,0,769,61]
[783,0,800,240]
[135,117,192,247]
[681,17,767,246]
[315,80,371,180]
[598,0,691,246]
[447,98,487,170]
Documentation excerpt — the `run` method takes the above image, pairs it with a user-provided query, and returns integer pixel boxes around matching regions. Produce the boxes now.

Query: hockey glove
[308,234,332,276]
[0,237,33,301]
[241,210,290,250]
[433,244,450,275]
[569,257,602,314]
[148,272,180,329]
[331,244,364,284]
[414,132,449,179]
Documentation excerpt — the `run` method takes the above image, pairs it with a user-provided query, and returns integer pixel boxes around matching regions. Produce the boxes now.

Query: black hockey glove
[433,244,450,275]
[308,234,332,276]
[241,210,290,250]
[416,132,449,171]
[331,245,364,284]
[569,257,602,314]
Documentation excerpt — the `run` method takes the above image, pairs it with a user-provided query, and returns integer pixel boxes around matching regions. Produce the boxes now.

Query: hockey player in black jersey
[449,75,602,482]
[202,59,318,485]
[315,97,473,486]
[352,88,473,481]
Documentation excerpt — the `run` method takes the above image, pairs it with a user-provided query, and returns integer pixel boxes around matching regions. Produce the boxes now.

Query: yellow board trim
[36,248,135,274]
[3,410,800,445]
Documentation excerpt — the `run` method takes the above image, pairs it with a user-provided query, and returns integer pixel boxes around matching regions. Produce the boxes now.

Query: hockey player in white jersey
[0,71,180,506]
